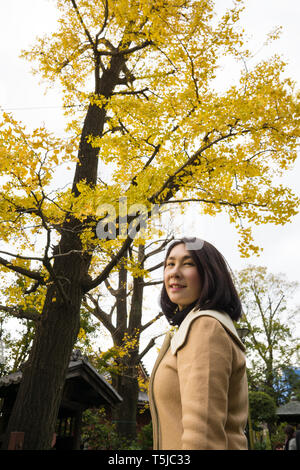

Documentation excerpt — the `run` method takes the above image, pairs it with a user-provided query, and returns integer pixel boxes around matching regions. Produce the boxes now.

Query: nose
[168,264,182,279]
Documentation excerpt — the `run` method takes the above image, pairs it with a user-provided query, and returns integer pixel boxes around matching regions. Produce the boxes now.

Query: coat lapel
[150,330,172,381]
[170,309,245,354]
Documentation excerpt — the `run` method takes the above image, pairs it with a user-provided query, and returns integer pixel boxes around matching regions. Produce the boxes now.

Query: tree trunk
[1,276,82,449]
[112,245,145,441]
[1,51,126,449]
[1,211,91,449]
[112,364,140,441]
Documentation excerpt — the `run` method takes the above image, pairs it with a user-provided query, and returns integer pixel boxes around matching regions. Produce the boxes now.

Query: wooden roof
[0,350,122,409]
[276,399,300,417]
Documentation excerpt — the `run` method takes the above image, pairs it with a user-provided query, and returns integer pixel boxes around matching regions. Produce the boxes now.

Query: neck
[170,300,199,327]
[178,300,197,312]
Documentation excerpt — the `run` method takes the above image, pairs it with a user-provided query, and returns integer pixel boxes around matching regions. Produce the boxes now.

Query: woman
[149,237,249,450]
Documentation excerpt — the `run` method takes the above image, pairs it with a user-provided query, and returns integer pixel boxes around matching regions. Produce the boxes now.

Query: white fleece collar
[170,308,245,355]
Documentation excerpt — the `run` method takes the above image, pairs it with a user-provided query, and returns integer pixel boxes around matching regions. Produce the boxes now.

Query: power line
[1,104,84,112]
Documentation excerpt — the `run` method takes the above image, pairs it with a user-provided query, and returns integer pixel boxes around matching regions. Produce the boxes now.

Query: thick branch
[160,197,268,209]
[99,40,153,56]
[43,258,71,307]
[0,305,41,322]
[95,0,109,41]
[30,188,52,261]
[0,255,45,284]
[113,87,149,97]
[82,235,133,292]
[104,278,119,297]
[141,107,195,173]
[83,295,116,336]
[70,0,95,47]
[149,131,240,204]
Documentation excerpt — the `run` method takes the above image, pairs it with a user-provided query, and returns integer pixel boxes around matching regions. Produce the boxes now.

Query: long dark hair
[160,237,242,322]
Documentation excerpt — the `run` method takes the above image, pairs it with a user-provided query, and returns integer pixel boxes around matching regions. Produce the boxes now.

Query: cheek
[187,270,201,291]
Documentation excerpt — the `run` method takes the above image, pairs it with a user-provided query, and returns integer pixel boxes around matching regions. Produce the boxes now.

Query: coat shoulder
[170,309,245,355]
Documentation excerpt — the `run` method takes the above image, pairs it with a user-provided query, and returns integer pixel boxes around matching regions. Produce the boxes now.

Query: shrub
[137,422,153,450]
[81,409,153,450]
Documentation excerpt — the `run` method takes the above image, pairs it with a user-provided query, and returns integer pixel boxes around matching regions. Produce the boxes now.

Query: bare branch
[146,262,164,274]
[144,237,174,261]
[117,61,136,85]
[0,250,44,262]
[140,312,164,332]
[138,330,166,362]
[271,294,285,318]
[97,37,116,52]
[179,38,199,101]
[51,249,85,259]
[142,279,163,287]
[245,148,276,163]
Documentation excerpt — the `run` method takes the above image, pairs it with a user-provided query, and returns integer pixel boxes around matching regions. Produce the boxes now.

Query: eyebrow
[166,255,193,261]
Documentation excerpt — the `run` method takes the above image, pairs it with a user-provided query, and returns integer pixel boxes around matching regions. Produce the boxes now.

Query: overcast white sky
[1,0,299,370]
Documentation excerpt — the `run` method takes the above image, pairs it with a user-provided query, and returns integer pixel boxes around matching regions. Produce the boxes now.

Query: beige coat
[149,309,249,450]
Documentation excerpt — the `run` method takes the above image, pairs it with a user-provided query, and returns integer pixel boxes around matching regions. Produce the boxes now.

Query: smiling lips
[169,284,186,291]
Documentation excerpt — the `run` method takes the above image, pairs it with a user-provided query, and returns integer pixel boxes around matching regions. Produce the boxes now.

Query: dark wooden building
[276,396,300,426]
[0,350,122,449]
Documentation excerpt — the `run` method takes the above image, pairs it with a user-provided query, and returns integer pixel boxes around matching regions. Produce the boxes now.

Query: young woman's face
[164,243,202,311]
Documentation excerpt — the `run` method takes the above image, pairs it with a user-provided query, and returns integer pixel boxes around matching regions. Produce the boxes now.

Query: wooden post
[73,410,82,450]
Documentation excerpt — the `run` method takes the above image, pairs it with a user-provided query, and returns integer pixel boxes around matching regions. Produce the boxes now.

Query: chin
[170,298,189,307]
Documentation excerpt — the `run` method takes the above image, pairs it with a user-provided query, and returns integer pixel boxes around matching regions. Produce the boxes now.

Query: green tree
[248,390,277,449]
[249,391,277,426]
[236,265,300,404]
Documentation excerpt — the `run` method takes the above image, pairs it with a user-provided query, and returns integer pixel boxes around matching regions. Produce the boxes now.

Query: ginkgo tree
[0,0,299,449]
